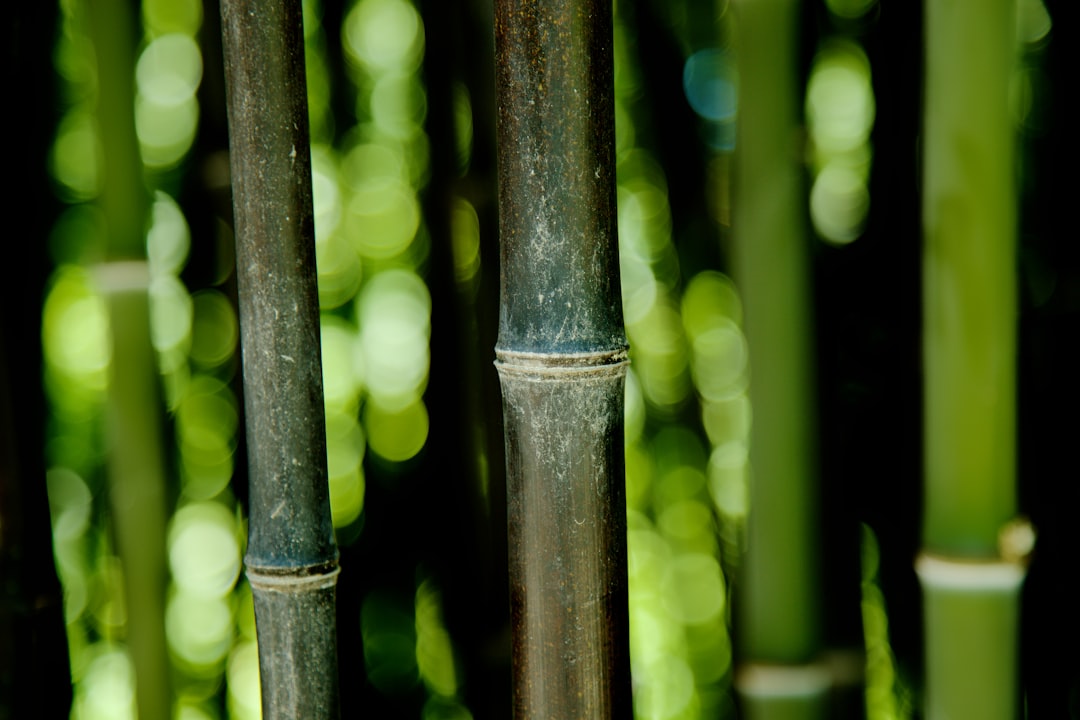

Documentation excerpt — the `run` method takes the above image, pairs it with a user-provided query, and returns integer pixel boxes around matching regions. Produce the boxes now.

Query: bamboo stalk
[87,0,172,716]
[219,1,340,717]
[731,0,827,716]
[493,0,632,716]
[919,0,1027,717]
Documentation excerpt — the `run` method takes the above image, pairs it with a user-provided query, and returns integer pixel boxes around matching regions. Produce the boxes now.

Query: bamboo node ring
[494,348,629,378]
[246,563,341,592]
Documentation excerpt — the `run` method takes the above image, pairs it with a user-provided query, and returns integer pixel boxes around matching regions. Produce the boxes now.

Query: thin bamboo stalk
[493,0,632,717]
[731,0,827,717]
[918,0,1027,717]
[219,1,340,717]
[87,0,171,716]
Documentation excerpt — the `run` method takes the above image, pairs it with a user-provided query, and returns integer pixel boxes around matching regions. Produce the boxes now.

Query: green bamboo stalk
[918,0,1027,717]
[219,0,340,717]
[731,0,827,717]
[87,0,171,716]
[493,0,632,716]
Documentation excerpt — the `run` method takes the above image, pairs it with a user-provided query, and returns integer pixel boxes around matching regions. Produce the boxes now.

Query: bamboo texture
[919,0,1027,717]
[731,0,827,716]
[220,0,340,717]
[494,0,632,716]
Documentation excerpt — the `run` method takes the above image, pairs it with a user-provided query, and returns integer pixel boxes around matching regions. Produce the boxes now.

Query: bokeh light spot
[357,269,431,409]
[168,502,241,598]
[136,34,202,105]
[346,177,421,259]
[226,641,261,720]
[810,161,870,245]
[343,0,424,76]
[325,407,366,527]
[321,317,363,409]
[188,290,237,369]
[43,266,111,387]
[166,591,233,672]
[708,442,749,518]
[683,48,737,122]
[178,376,238,500]
[135,93,200,168]
[149,274,193,359]
[364,397,429,463]
[806,42,874,156]
[371,73,428,138]
[146,191,191,277]
[681,271,742,337]
[51,110,102,201]
[450,197,481,286]
[661,553,726,625]
[76,646,136,720]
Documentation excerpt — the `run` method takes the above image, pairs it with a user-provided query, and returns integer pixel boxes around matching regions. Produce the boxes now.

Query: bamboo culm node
[494,0,632,716]
[220,0,340,717]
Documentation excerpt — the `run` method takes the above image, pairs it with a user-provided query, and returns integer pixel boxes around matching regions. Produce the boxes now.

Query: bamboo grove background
[2,0,1078,717]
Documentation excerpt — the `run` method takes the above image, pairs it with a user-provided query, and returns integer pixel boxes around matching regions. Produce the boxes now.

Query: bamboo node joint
[915,552,1027,591]
[246,561,341,593]
[494,347,629,379]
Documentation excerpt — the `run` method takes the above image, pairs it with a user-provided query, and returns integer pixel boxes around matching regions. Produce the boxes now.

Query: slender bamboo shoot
[732,0,827,716]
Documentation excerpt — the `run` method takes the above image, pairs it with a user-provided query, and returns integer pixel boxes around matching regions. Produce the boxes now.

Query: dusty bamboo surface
[494,0,632,716]
[220,0,340,717]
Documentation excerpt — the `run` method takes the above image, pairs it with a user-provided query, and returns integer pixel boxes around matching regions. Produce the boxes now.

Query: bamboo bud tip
[915,553,1026,592]
[734,660,832,700]
[998,515,1036,564]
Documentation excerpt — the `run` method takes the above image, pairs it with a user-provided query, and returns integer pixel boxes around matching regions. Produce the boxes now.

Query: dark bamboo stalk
[494,1,631,717]
[219,1,340,718]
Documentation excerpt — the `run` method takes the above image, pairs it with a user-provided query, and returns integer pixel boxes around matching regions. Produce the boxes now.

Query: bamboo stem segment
[220,0,340,717]
[916,555,1025,719]
[88,0,172,715]
[731,0,825,715]
[494,0,632,716]
[922,0,1018,556]
[732,0,819,660]
[920,0,1025,717]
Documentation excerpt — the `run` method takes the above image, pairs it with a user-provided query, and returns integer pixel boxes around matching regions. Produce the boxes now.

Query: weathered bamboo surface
[220,0,340,717]
[494,0,632,716]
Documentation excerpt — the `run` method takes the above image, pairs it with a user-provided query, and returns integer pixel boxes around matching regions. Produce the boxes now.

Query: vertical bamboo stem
[220,1,340,717]
[732,0,827,716]
[493,1,632,717]
[919,0,1026,717]
[87,0,172,717]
